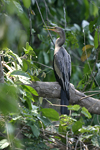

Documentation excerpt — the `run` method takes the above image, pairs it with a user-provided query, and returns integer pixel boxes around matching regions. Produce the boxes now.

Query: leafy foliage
[0,0,100,149]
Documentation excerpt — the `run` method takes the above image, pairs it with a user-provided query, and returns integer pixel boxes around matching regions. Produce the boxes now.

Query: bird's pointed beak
[44,26,57,32]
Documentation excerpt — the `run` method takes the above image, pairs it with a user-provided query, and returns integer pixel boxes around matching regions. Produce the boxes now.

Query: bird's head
[45,26,66,46]
[45,26,64,35]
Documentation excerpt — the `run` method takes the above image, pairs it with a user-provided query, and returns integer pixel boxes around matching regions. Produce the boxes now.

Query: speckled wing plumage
[53,46,71,114]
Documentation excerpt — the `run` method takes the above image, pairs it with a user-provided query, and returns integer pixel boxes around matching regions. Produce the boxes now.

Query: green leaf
[0,83,18,114]
[39,116,51,126]
[81,45,94,61]
[26,42,29,50]
[89,18,98,32]
[43,51,49,64]
[40,108,59,121]
[94,30,98,48]
[38,51,44,64]
[31,124,40,137]
[92,3,98,17]
[0,139,10,149]
[38,34,44,42]
[80,134,93,141]
[11,116,22,121]
[22,0,31,8]
[11,70,30,78]
[72,118,83,133]
[10,70,30,84]
[79,126,97,133]
[13,1,23,13]
[81,107,92,118]
[22,85,38,96]
[91,135,100,147]
[24,42,36,56]
[14,53,23,66]
[82,20,89,29]
[22,59,28,71]
[67,105,81,111]
[7,49,22,66]
[83,0,89,19]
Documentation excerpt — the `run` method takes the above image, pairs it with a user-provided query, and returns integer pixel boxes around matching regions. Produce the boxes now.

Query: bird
[47,26,71,115]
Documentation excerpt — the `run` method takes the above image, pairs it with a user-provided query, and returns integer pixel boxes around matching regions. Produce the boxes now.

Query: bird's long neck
[55,32,66,48]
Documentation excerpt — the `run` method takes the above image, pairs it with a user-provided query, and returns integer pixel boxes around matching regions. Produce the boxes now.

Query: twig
[40,129,66,148]
[33,61,53,69]
[28,6,32,46]
[43,0,49,26]
[50,103,68,108]
[80,92,100,100]
[84,90,100,94]
[63,1,67,29]
[66,132,68,150]
[44,98,69,108]
[35,0,55,45]
[14,126,24,139]
[41,129,66,139]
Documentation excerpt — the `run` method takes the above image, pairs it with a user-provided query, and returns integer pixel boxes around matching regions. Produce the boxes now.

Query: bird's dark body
[47,26,71,115]
[53,46,71,115]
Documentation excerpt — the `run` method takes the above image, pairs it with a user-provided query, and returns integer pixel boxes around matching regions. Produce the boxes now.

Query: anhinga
[47,26,71,115]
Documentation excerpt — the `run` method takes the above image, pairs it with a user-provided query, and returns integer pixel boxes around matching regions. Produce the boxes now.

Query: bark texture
[30,81,100,115]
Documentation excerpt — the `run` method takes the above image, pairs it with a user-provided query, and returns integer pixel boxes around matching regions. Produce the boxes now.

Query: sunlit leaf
[82,20,89,29]
[26,42,29,50]
[40,108,59,121]
[22,0,31,8]
[79,134,93,141]
[91,135,100,147]
[0,139,10,149]
[7,50,23,66]
[81,107,92,118]
[24,42,36,56]
[10,70,30,84]
[11,70,30,78]
[81,45,94,61]
[22,85,38,96]
[67,105,81,111]
[11,116,22,121]
[41,72,46,78]
[13,1,23,13]
[79,126,97,133]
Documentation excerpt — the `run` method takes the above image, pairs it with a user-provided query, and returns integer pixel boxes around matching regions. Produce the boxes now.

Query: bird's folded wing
[53,47,71,91]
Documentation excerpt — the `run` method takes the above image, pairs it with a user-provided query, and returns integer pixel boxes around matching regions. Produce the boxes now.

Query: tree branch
[29,81,100,115]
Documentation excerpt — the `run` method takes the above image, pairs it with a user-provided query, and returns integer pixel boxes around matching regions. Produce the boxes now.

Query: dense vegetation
[0,0,100,149]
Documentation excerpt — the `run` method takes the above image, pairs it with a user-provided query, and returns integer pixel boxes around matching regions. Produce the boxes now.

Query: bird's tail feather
[60,88,69,115]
